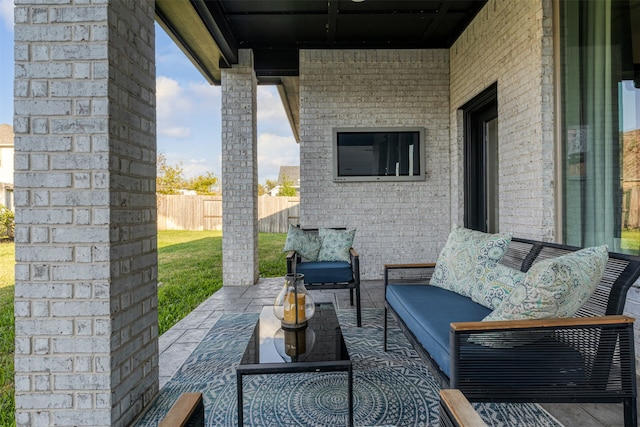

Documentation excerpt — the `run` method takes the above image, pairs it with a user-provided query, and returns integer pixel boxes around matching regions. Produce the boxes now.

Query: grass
[0,241,15,427]
[156,231,287,334]
[0,231,288,425]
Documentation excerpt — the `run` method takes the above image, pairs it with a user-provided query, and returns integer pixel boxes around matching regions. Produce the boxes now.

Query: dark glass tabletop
[240,302,350,365]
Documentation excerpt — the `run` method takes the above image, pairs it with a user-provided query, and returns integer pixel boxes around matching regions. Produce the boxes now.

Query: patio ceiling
[155,0,488,140]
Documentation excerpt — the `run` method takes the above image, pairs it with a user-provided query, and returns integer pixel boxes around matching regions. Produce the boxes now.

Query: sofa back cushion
[484,245,609,321]
[430,225,512,298]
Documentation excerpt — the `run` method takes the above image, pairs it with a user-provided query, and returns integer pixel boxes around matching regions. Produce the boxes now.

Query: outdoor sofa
[384,227,640,427]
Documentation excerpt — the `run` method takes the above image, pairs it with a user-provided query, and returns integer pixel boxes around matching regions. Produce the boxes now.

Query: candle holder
[273,273,315,329]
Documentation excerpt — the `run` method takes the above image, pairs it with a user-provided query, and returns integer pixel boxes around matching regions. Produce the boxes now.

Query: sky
[0,1,299,183]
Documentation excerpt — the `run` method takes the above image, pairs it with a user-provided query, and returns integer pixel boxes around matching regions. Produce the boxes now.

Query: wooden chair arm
[451,315,635,333]
[439,389,488,427]
[349,247,359,258]
[285,250,297,260]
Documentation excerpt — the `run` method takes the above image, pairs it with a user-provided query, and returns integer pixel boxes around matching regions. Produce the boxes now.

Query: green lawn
[0,231,288,425]
[156,231,287,333]
[0,241,15,427]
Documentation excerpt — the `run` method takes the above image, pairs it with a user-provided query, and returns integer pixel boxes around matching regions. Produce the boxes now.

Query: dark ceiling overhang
[156,0,487,84]
[155,0,488,141]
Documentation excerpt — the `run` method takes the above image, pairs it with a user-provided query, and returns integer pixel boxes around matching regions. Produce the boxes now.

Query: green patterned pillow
[283,225,321,261]
[430,225,513,298]
[484,245,609,322]
[318,228,356,263]
[472,263,525,310]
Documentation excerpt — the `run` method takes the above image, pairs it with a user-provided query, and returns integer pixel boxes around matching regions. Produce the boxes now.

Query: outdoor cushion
[386,284,491,377]
[484,245,608,322]
[471,263,525,310]
[283,225,322,261]
[431,225,512,298]
[296,261,353,284]
[318,228,356,262]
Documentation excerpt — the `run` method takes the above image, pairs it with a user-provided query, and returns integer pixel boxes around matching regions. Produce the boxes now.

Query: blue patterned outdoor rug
[135,309,562,426]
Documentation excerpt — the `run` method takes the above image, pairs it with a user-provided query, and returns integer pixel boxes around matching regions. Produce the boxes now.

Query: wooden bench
[385,237,640,427]
[159,393,204,427]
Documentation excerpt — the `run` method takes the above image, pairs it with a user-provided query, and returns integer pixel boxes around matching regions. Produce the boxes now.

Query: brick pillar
[221,50,259,286]
[13,2,158,426]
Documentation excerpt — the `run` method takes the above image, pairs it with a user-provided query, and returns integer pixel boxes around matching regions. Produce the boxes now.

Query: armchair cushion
[284,225,321,261]
[431,225,512,298]
[296,261,353,284]
[318,228,356,262]
[484,245,608,322]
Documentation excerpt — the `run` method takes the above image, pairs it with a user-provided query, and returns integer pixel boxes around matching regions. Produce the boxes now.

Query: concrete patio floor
[158,278,636,427]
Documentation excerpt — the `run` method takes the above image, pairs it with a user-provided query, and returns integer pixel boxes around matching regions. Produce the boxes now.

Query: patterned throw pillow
[317,228,356,263]
[471,263,525,310]
[484,245,609,322]
[430,225,513,298]
[283,225,321,261]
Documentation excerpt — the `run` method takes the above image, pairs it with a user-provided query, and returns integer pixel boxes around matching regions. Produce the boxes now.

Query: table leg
[237,371,244,427]
[348,365,353,427]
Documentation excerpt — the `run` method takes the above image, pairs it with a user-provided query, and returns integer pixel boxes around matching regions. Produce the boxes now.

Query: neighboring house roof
[277,166,300,187]
[0,124,14,147]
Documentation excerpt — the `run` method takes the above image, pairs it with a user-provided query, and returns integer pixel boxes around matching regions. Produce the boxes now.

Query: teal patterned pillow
[484,245,609,322]
[283,225,321,261]
[430,225,513,298]
[318,228,356,262]
[472,263,525,310]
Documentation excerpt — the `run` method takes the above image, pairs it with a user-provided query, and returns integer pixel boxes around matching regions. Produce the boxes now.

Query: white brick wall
[449,0,555,240]
[299,49,452,280]
[221,50,260,286]
[13,2,158,426]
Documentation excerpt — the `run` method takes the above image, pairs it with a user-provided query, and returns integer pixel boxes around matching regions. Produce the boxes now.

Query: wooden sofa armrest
[439,389,488,427]
[451,315,635,333]
[349,247,359,258]
[384,263,437,286]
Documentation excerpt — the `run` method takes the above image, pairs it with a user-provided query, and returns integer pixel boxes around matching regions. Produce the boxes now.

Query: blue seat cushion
[386,284,491,376]
[296,261,353,284]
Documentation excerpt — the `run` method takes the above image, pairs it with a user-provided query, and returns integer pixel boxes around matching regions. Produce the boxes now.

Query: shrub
[0,206,14,242]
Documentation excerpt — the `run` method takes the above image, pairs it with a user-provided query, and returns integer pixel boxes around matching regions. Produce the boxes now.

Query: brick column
[221,50,259,286]
[13,2,158,426]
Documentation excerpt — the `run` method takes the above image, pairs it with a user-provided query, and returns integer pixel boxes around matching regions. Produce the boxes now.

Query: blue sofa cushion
[386,284,491,376]
[296,261,353,284]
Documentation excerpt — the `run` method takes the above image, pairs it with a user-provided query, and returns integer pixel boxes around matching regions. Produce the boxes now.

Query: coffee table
[236,302,353,426]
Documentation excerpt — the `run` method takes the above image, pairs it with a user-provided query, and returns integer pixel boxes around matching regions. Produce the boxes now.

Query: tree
[277,176,298,196]
[187,172,220,195]
[157,153,186,194]
[261,179,278,195]
[0,205,14,241]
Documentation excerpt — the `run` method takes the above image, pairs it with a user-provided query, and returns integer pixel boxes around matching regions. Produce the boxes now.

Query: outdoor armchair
[285,227,362,327]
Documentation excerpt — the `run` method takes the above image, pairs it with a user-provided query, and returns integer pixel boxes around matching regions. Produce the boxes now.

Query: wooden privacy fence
[157,195,300,233]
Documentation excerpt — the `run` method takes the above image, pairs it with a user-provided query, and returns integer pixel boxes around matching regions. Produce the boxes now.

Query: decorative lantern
[273,273,315,329]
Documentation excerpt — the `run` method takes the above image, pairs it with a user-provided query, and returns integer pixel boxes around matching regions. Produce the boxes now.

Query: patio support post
[13,2,158,426]
[221,49,260,286]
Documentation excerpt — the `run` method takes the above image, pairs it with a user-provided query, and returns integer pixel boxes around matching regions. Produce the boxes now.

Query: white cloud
[0,0,13,30]
[257,86,287,122]
[160,126,191,139]
[258,133,299,182]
